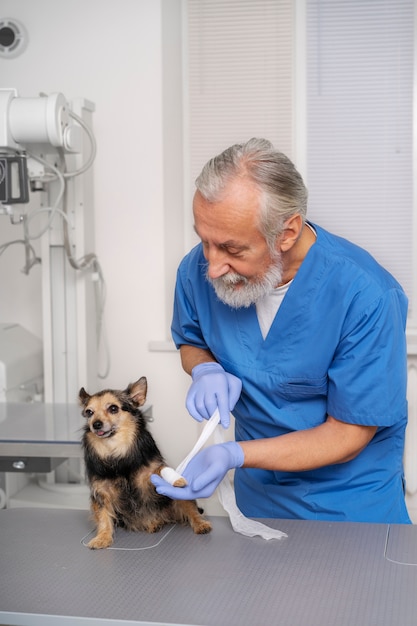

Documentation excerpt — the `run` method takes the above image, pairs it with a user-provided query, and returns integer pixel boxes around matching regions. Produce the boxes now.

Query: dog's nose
[93,420,103,430]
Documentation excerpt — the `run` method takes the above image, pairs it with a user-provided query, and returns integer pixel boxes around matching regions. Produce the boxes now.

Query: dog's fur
[79,376,211,549]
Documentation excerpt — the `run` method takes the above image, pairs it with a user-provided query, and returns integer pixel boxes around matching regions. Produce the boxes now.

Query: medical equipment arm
[0,89,103,402]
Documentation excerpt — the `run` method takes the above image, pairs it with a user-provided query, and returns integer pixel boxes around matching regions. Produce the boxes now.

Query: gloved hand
[186,362,242,428]
[151,441,244,500]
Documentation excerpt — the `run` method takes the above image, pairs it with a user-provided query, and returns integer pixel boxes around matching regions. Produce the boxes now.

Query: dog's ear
[126,377,147,406]
[79,387,90,405]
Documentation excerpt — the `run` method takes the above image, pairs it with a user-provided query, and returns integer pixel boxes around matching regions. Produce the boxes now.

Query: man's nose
[205,247,231,279]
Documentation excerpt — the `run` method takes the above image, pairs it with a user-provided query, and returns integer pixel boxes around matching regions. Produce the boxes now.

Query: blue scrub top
[172,223,411,523]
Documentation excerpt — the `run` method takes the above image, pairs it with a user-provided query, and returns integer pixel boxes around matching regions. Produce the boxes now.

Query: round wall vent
[0,18,28,59]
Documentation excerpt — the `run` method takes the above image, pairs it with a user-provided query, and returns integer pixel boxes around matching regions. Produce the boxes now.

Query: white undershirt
[255,222,316,339]
[256,281,292,339]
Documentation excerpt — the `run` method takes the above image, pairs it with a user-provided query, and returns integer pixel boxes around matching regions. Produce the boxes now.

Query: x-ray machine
[0,88,101,404]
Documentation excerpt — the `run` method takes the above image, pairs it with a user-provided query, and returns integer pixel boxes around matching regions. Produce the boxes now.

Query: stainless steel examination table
[0,403,85,473]
[0,403,152,507]
[1,508,417,626]
[0,403,153,472]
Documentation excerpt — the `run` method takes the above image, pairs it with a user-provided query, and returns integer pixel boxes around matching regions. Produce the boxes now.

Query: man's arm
[240,415,377,472]
[180,344,216,375]
[151,416,378,501]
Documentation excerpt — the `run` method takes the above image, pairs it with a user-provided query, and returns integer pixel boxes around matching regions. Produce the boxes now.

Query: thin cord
[383,526,417,567]
[23,152,66,240]
[80,524,177,551]
[0,238,40,274]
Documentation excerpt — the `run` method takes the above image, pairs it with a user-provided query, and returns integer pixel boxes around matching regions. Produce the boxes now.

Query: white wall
[0,0,205,480]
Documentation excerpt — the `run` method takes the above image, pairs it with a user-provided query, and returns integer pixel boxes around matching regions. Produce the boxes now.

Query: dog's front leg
[88,497,115,549]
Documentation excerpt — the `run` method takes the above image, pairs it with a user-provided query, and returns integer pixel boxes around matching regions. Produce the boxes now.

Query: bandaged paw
[160,466,187,487]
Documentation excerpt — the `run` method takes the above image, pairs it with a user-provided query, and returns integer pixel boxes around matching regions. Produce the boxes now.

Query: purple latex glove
[186,362,242,428]
[151,442,244,500]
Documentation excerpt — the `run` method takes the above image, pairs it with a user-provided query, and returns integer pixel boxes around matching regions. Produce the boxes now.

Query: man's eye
[226,249,244,257]
[109,405,119,414]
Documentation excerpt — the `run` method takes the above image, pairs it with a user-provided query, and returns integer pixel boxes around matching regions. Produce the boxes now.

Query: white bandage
[176,409,287,541]
[160,466,186,486]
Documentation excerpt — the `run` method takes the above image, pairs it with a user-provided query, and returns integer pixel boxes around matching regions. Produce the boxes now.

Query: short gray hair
[195,138,308,249]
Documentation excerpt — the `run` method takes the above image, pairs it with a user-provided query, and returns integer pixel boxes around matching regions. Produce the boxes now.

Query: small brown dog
[79,376,211,549]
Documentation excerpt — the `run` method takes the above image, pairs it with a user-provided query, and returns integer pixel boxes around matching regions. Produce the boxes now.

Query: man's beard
[207,256,283,309]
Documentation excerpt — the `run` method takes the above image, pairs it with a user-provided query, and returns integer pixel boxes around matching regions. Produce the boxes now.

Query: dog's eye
[109,404,119,414]
[84,409,93,418]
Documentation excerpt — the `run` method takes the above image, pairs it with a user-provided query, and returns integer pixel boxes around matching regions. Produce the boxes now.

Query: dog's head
[79,377,147,440]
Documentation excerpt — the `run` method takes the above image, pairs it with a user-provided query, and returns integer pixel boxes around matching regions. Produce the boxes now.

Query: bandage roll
[176,410,287,541]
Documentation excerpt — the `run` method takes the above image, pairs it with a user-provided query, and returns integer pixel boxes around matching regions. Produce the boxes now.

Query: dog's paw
[193,519,212,534]
[173,476,187,487]
[87,534,113,549]
[160,466,187,487]
[143,519,165,533]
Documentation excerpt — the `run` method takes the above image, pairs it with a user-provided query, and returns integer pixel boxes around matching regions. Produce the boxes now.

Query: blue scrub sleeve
[171,262,209,351]
[327,288,408,426]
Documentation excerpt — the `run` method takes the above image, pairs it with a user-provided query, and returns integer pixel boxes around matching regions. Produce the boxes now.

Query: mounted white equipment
[0,88,99,404]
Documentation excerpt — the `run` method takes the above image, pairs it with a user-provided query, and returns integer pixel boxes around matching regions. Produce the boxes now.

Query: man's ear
[276,214,304,252]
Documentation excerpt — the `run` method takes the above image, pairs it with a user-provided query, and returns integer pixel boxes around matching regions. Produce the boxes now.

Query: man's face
[193,178,283,308]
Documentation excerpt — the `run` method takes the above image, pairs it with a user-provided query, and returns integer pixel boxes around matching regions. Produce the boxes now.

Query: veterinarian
[151,138,411,524]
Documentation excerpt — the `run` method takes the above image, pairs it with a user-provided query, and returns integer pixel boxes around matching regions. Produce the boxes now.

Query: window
[186,0,294,246]
[305,0,415,326]
[163,0,416,345]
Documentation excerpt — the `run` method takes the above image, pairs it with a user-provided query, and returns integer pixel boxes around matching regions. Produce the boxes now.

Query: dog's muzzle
[91,421,115,438]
